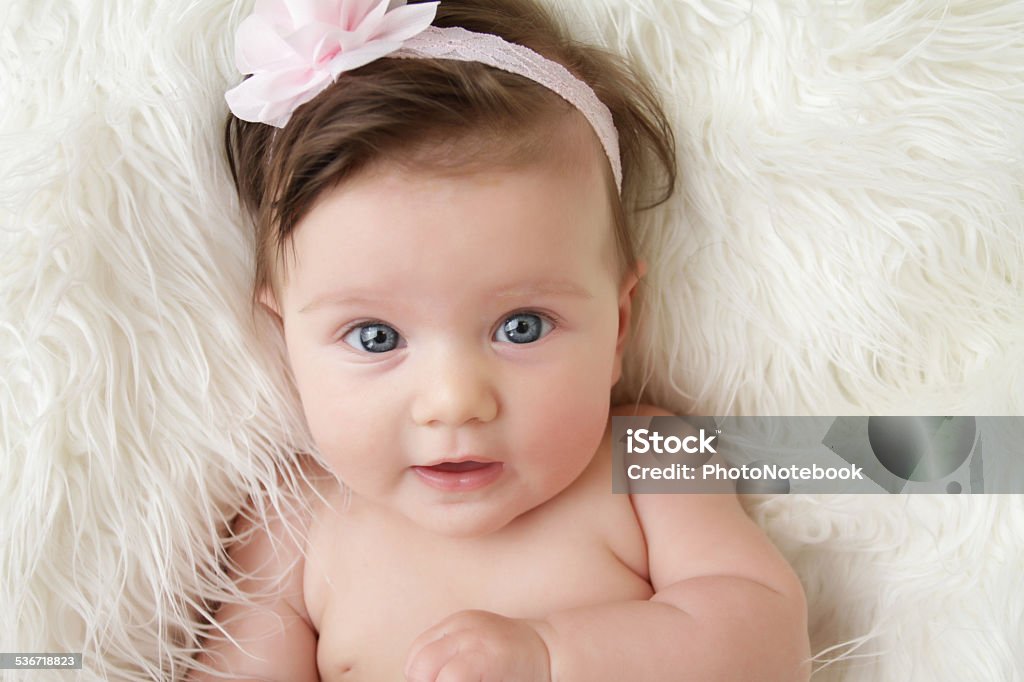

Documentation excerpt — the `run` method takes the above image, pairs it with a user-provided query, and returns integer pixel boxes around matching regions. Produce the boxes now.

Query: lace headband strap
[225,1,623,193]
[390,26,622,193]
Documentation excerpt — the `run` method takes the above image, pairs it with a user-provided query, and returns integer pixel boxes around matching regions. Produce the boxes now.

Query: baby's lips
[411,460,505,492]
[422,460,499,473]
[418,454,500,468]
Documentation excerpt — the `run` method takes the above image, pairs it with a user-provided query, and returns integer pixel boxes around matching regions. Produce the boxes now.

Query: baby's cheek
[289,363,371,465]
[523,350,614,465]
[301,401,383,488]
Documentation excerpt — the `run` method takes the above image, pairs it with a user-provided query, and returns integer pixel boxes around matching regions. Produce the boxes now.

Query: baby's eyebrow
[299,293,384,314]
[299,279,592,314]
[491,279,593,300]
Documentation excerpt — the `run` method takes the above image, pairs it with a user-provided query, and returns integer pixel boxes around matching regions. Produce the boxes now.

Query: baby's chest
[307,498,652,681]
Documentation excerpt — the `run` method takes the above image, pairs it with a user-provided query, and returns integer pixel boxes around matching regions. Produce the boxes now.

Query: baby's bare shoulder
[233,459,329,619]
[614,404,805,598]
[187,458,333,681]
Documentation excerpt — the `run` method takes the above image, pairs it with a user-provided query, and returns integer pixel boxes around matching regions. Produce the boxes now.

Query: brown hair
[224,0,677,310]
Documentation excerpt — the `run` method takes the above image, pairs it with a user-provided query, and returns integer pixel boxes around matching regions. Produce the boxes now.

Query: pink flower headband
[225,0,623,192]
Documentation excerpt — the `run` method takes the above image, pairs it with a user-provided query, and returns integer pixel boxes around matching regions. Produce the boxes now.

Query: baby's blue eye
[495,313,552,344]
[343,323,402,353]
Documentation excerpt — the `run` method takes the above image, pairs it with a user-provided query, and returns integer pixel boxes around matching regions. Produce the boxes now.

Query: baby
[190,0,810,680]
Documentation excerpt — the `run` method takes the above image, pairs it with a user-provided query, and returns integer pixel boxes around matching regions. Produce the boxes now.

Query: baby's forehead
[382,107,613,197]
[288,161,615,279]
[276,110,621,294]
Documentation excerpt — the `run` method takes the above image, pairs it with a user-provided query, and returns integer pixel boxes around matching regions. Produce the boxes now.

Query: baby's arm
[537,488,810,680]
[536,407,811,681]
[186,498,319,682]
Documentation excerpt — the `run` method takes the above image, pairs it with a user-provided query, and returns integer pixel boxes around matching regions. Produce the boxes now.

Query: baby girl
[189,0,810,680]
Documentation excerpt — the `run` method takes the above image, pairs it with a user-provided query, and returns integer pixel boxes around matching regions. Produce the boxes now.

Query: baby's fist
[404,609,552,682]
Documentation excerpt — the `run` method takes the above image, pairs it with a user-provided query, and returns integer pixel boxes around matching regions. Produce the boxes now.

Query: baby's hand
[403,609,552,682]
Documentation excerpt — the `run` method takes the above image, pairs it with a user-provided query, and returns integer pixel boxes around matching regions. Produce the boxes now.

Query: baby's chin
[397,496,541,540]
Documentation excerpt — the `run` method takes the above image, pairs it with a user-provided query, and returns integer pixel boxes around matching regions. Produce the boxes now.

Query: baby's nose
[410,347,498,427]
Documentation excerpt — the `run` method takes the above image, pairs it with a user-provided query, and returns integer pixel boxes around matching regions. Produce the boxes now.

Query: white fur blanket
[1,0,1021,680]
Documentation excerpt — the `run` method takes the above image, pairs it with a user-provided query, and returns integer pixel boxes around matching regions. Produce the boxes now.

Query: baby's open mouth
[411,460,504,492]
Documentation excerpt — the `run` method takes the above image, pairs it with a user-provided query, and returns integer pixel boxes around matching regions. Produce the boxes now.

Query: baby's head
[224,0,676,537]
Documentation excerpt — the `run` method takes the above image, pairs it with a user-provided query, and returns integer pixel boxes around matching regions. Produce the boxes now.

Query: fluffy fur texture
[1,0,1021,680]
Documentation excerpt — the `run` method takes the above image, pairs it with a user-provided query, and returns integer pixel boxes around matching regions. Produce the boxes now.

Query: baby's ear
[627,260,647,297]
[618,260,646,312]
[612,261,646,384]
[258,286,284,327]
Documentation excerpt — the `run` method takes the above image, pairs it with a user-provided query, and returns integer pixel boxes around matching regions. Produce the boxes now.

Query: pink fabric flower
[225,0,439,127]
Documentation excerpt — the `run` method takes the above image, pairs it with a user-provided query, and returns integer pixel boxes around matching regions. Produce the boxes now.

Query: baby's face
[269,137,638,538]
